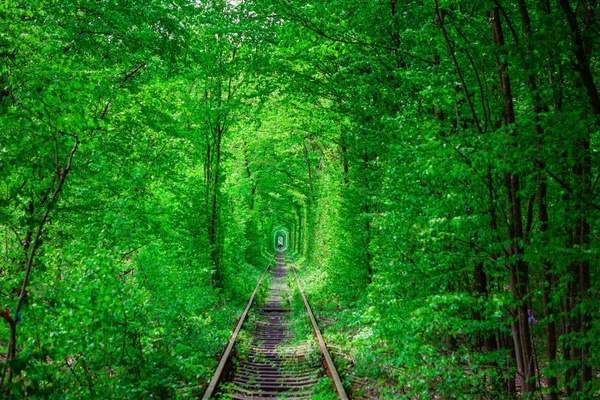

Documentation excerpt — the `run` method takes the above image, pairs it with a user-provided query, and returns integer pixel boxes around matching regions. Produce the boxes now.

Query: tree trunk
[209,122,223,287]
[1,139,78,393]
[340,134,349,185]
[558,1,597,393]
[517,2,557,395]
[244,146,256,210]
[490,7,536,394]
[303,139,316,201]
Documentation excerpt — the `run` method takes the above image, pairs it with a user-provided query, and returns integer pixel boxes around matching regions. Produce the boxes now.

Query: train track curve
[202,250,348,399]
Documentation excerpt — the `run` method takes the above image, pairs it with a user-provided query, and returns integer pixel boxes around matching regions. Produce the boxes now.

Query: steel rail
[291,265,349,400]
[202,253,348,399]
[201,254,275,400]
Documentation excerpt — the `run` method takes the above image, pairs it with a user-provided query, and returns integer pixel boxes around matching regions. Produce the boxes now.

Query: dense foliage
[1,0,599,398]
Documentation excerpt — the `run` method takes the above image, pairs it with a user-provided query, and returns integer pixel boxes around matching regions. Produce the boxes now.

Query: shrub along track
[202,250,348,399]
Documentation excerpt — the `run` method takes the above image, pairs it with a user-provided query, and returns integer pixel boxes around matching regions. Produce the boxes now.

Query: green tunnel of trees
[1,0,599,398]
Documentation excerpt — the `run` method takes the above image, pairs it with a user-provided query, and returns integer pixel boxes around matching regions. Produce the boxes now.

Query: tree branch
[100,62,146,120]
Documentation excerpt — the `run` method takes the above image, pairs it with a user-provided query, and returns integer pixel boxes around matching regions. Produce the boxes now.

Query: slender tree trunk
[244,146,256,210]
[296,208,303,256]
[208,122,223,286]
[361,138,373,281]
[557,1,597,393]
[516,2,558,395]
[303,139,316,201]
[1,139,79,394]
[472,261,496,351]
[340,133,349,185]
[490,8,536,394]
[538,147,558,400]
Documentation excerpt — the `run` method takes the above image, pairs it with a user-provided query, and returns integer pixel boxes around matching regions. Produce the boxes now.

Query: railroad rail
[202,250,348,400]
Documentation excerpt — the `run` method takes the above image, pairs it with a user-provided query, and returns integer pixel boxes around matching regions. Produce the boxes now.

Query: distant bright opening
[274,230,288,251]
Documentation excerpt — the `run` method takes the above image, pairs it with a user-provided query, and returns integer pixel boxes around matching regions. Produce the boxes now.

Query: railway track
[202,250,348,400]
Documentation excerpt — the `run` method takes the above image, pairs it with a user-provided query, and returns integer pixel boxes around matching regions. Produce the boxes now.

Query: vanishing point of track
[202,250,348,399]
